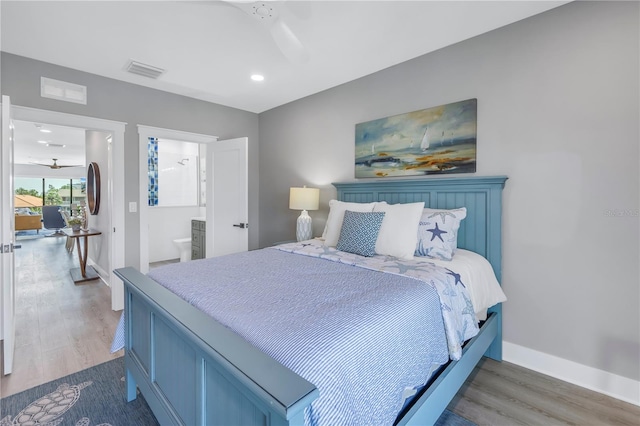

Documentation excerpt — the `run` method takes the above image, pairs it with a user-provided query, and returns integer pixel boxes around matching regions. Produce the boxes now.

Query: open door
[206,137,248,257]
[1,95,16,375]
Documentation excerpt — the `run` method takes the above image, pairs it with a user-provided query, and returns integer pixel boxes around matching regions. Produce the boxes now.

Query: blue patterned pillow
[415,207,467,260]
[336,210,386,257]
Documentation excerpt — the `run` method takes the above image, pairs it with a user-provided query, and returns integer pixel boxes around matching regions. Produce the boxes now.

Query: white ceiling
[1,0,568,115]
[13,120,86,166]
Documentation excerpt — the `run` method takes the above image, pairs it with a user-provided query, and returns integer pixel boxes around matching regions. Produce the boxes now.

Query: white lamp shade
[289,187,319,211]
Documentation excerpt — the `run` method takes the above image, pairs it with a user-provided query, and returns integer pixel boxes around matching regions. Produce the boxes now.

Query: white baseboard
[503,341,639,406]
[88,260,109,286]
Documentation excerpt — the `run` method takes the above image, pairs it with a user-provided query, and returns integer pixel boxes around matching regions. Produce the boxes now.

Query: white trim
[88,259,109,286]
[0,97,15,352]
[12,105,127,311]
[504,341,640,406]
[12,105,124,132]
[137,125,218,144]
[138,125,218,273]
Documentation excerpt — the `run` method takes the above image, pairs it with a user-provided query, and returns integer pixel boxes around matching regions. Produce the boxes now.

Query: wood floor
[448,358,640,425]
[2,237,638,425]
[0,235,122,397]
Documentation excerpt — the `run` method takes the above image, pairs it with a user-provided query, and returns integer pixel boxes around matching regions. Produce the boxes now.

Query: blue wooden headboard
[333,176,508,283]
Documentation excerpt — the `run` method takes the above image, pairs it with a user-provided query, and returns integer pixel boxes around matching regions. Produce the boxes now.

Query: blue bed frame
[114,175,507,426]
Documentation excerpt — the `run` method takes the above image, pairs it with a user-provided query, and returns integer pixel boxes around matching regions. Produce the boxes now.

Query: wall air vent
[126,60,165,79]
[41,77,87,105]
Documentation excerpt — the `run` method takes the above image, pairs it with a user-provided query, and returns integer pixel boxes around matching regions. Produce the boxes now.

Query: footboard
[114,267,319,426]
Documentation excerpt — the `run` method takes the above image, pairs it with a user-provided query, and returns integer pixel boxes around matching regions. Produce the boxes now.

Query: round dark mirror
[87,162,101,215]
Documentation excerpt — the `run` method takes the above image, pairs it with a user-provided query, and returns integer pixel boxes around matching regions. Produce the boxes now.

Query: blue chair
[42,206,66,237]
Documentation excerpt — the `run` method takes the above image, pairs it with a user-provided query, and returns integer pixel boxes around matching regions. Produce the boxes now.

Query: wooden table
[63,228,102,283]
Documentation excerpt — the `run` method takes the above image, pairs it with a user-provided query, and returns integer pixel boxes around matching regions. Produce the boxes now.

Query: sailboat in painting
[420,126,429,151]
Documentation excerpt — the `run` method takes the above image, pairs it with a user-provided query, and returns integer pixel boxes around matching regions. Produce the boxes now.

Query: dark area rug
[1,357,156,426]
[1,357,475,425]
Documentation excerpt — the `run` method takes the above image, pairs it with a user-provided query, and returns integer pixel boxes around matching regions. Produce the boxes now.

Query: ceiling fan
[223,1,309,64]
[30,158,83,169]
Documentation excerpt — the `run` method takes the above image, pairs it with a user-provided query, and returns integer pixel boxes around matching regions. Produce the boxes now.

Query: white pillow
[373,202,425,260]
[322,200,379,247]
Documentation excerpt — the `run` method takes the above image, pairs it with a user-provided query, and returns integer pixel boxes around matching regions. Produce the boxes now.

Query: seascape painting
[355,99,477,178]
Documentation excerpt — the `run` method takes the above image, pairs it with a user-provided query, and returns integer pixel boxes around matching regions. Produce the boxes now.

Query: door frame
[137,125,218,273]
[1,96,15,373]
[11,105,126,310]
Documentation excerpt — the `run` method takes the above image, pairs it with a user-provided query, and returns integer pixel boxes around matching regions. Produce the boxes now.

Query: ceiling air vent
[126,60,165,79]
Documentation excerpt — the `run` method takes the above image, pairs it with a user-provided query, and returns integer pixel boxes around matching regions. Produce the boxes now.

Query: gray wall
[85,130,110,275]
[258,1,639,381]
[1,53,260,268]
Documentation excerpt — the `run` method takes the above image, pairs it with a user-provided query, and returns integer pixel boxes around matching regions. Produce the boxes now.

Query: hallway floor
[0,235,121,397]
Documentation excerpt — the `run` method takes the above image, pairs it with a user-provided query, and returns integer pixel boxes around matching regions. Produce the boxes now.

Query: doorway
[2,118,122,394]
[147,137,203,268]
[10,105,126,310]
[138,125,217,273]
[137,126,248,272]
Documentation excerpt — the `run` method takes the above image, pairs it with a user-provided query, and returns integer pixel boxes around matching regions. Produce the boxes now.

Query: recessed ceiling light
[37,140,48,144]
[40,129,52,133]
[251,74,265,82]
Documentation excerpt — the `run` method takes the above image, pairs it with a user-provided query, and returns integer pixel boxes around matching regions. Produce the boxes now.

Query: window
[14,177,86,216]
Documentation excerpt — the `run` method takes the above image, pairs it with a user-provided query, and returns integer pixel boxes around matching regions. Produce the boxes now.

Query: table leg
[75,237,86,277]
[68,232,100,284]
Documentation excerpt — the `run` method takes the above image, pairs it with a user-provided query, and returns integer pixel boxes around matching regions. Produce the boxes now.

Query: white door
[206,137,248,257]
[1,96,16,375]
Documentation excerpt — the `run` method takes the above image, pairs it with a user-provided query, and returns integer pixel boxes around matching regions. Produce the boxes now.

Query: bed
[114,175,507,426]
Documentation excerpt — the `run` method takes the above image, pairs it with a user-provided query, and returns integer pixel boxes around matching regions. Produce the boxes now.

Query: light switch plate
[129,202,137,213]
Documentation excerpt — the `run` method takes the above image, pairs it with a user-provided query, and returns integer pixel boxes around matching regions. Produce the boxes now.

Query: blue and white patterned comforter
[114,242,478,425]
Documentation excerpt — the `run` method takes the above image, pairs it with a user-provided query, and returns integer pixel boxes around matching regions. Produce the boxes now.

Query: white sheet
[416,249,507,321]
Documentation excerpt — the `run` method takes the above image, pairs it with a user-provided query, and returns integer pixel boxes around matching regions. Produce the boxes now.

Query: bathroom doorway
[147,137,204,268]
[137,126,248,273]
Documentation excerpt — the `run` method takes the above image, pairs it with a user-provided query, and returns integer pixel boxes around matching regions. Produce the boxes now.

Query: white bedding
[419,249,506,320]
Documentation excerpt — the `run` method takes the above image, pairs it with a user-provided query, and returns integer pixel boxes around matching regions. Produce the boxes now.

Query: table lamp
[289,186,320,241]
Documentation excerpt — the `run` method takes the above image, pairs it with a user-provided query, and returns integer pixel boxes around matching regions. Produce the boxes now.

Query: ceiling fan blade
[223,0,309,64]
[268,17,309,64]
[28,159,82,169]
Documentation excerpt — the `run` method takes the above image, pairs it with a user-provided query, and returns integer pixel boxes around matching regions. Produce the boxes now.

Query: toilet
[173,238,192,262]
